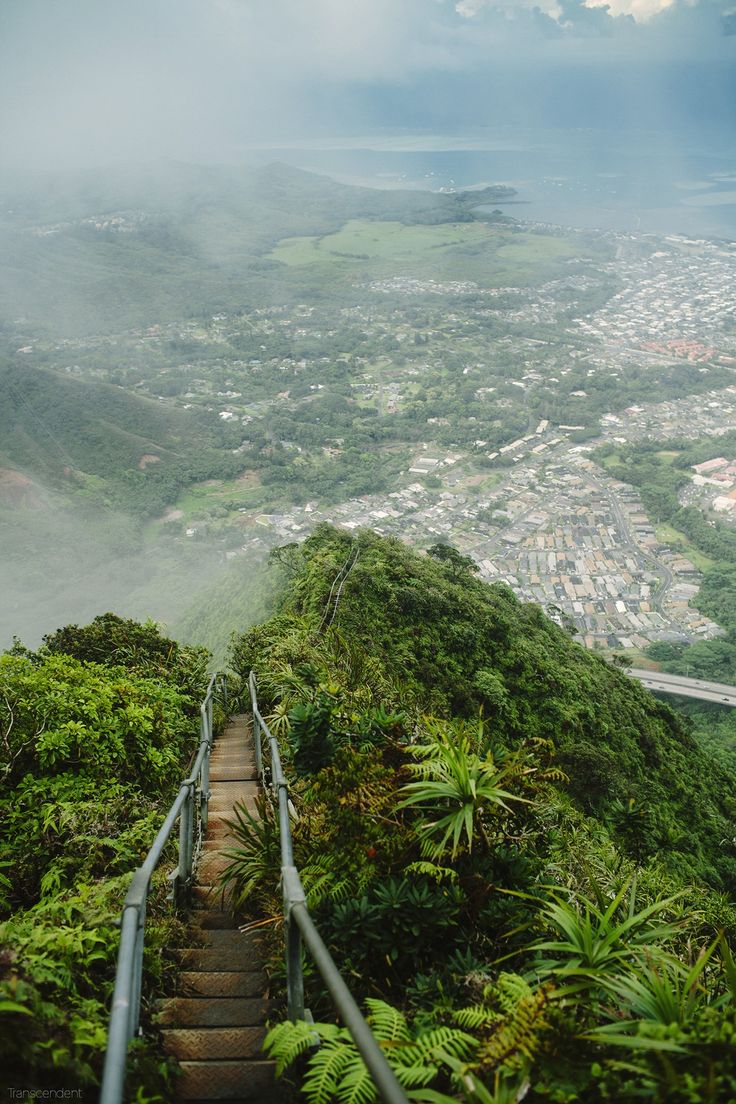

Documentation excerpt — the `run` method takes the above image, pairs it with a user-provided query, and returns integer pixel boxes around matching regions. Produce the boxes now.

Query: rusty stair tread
[163,1026,266,1060]
[174,1059,280,1101]
[177,947,265,971]
[158,996,272,1027]
[178,972,267,997]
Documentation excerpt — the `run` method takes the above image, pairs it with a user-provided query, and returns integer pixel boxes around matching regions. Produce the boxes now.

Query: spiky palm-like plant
[398,732,530,859]
[528,877,685,993]
[585,934,736,1047]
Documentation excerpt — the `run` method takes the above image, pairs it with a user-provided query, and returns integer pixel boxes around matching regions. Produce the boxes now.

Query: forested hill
[236,525,736,893]
[229,525,736,1101]
[0,359,244,516]
[3,533,736,1100]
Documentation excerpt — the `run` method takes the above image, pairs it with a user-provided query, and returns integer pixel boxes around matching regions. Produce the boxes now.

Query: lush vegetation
[0,614,210,1095]
[226,526,736,1103]
[597,433,736,642]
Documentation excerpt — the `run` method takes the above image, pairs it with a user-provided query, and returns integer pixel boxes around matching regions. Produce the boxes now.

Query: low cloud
[0,0,733,169]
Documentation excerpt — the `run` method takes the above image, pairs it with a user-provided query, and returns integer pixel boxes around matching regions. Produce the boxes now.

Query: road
[628,668,736,707]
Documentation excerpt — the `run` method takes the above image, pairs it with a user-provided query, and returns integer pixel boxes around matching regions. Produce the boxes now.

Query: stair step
[206,820,238,835]
[207,801,258,818]
[188,928,264,949]
[189,878,225,905]
[163,1026,266,1060]
[210,781,259,797]
[197,853,233,882]
[178,972,267,998]
[203,837,238,851]
[158,997,271,1027]
[188,910,238,930]
[209,754,256,763]
[177,947,263,972]
[175,1059,279,1101]
[210,770,258,782]
[188,912,243,930]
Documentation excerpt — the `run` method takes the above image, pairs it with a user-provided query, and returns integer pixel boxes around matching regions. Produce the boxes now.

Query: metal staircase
[100,675,408,1104]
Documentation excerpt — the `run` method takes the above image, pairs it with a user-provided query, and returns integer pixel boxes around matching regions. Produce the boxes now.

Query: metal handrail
[248,670,409,1104]
[100,672,227,1104]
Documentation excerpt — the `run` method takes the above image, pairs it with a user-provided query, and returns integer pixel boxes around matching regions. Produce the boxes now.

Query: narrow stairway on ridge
[157,714,284,1103]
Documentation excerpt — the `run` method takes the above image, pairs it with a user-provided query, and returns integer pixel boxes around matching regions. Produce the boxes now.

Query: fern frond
[263,1018,316,1076]
[453,1005,498,1031]
[478,984,552,1070]
[301,862,354,907]
[413,1026,478,1062]
[403,861,458,883]
[303,1037,354,1104]
[365,999,410,1043]
[392,1061,437,1089]
[336,1051,379,1104]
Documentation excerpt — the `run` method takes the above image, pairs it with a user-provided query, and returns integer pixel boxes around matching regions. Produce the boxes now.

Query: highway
[628,668,736,707]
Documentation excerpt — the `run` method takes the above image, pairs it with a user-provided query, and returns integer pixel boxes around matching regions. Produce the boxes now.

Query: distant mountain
[0,162,514,335]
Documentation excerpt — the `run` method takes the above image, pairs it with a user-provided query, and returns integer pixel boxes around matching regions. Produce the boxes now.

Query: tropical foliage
[0,617,210,1095]
[226,525,736,1103]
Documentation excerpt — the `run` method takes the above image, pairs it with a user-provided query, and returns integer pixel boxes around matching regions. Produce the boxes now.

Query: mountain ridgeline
[237,525,736,892]
[224,526,736,1102]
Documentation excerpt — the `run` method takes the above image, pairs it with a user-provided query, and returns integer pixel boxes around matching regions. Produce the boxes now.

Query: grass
[654,522,715,572]
[600,646,659,669]
[269,220,597,287]
[270,219,490,267]
[167,475,270,523]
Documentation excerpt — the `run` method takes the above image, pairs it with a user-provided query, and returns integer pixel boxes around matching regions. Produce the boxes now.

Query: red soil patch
[139,454,162,470]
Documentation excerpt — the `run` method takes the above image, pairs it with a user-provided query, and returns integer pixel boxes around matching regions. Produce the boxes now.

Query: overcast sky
[0,0,734,168]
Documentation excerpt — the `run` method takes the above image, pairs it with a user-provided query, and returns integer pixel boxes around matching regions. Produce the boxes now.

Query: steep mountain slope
[0,359,242,516]
[235,525,736,893]
[228,526,736,1102]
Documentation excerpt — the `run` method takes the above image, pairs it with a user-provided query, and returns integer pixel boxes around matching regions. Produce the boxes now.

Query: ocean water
[248,129,736,241]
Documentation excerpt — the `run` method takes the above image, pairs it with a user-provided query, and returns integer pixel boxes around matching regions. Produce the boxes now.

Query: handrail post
[200,712,211,837]
[129,896,147,1037]
[178,782,195,902]
[282,866,306,1022]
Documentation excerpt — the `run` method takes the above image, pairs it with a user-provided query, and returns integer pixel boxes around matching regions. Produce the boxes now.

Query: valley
[2,164,736,664]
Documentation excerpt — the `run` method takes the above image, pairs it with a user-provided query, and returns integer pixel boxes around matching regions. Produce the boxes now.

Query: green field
[655,521,716,572]
[270,219,591,286]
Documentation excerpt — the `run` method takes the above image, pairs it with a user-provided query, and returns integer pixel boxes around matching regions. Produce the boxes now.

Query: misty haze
[3,2,736,1102]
